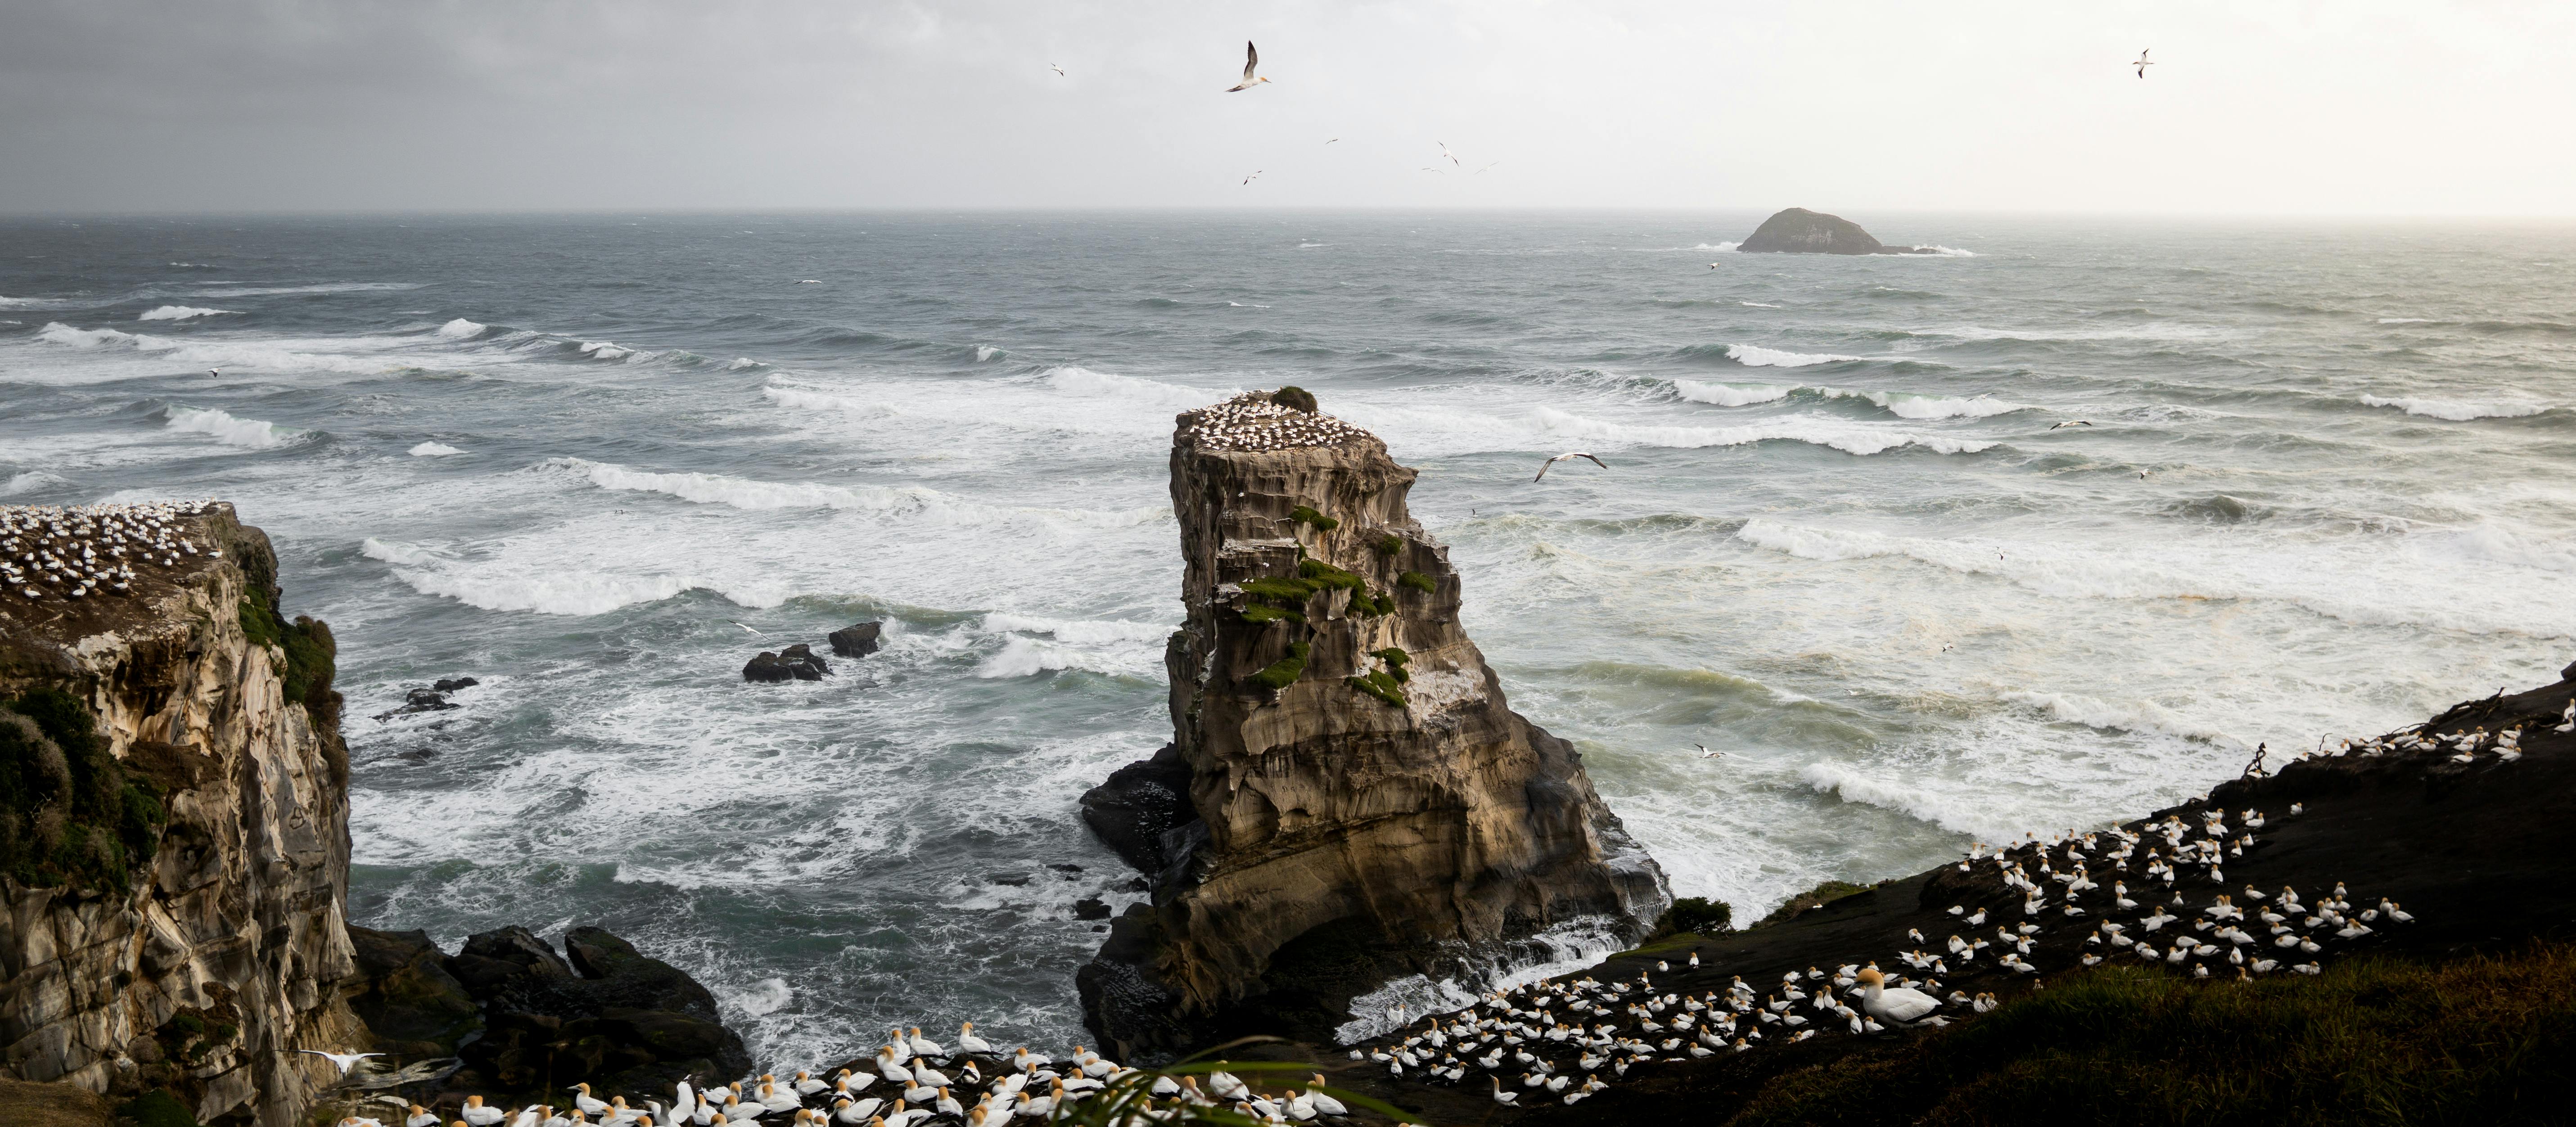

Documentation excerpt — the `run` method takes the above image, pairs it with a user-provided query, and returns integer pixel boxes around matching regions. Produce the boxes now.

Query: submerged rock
[374,686,462,719]
[1076,390,1669,1058]
[432,676,479,693]
[743,643,830,682]
[828,621,884,658]
[1738,207,1934,255]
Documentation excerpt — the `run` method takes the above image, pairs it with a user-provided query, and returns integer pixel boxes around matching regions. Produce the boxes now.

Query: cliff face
[0,502,364,1127]
[1079,392,1669,1057]
[1738,207,1928,255]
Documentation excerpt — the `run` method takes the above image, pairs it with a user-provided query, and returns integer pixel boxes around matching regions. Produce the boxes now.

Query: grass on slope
[1731,946,2576,1127]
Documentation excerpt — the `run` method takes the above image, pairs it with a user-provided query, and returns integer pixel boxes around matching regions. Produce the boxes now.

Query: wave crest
[2358,393,2545,421]
[139,306,239,321]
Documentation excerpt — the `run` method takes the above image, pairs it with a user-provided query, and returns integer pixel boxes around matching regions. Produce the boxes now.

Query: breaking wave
[1528,406,1993,456]
[2357,394,2545,421]
[1672,380,1792,407]
[138,306,238,321]
[163,406,305,449]
[1800,762,2004,837]
[436,318,487,339]
[1727,344,1869,368]
[409,442,465,457]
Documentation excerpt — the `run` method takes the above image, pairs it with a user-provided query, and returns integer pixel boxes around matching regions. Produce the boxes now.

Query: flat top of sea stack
[1177,388,1380,454]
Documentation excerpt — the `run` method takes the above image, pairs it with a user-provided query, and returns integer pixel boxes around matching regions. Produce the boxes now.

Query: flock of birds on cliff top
[1351,794,2430,1111]
[1180,391,1377,453]
[1,501,224,603]
[337,1028,1368,1127]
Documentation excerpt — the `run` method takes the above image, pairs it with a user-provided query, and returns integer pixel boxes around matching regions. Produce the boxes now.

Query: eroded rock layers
[1080,392,1669,1058]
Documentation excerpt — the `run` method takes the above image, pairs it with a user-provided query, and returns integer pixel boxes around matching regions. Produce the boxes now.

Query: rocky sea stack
[1077,390,1671,1059]
[1738,207,1935,255]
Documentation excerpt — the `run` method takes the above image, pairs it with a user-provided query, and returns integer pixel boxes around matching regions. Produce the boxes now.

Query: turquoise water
[4,212,2570,1064]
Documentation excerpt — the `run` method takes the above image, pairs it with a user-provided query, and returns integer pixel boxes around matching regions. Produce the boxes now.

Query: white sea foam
[359,537,444,567]
[2358,393,2545,421]
[138,305,238,321]
[35,320,435,374]
[1042,365,1219,407]
[1333,917,1633,1045]
[981,613,1172,645]
[2377,317,2434,325]
[974,345,1003,361]
[975,635,1126,678]
[1799,761,2006,837]
[1528,406,1993,456]
[732,978,794,1018]
[577,340,635,360]
[550,457,940,513]
[1997,690,2238,745]
[408,442,465,457]
[1672,380,1792,407]
[164,406,301,449]
[762,383,899,418]
[1694,242,1741,252]
[2,471,69,496]
[436,318,487,339]
[363,536,723,615]
[727,356,763,370]
[1727,344,1868,368]
[1904,245,1978,257]
[1739,301,1782,308]
[1819,387,2028,419]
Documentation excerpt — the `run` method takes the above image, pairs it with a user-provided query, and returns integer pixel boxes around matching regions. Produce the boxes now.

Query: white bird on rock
[1533,452,1609,482]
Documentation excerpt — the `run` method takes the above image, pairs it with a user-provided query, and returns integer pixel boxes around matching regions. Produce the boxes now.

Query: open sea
[3,212,2571,1065]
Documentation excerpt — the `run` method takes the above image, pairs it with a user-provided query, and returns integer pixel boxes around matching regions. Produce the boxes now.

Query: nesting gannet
[300,1050,384,1077]
[1226,41,1270,91]
[1533,452,1609,482]
[2134,49,2154,78]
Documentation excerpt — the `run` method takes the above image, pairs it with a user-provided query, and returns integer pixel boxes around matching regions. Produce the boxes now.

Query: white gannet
[1242,170,1262,185]
[2134,49,2154,78]
[1051,64,1066,76]
[572,1085,611,1117]
[461,1098,506,1127]
[1695,744,1726,759]
[956,1022,993,1054]
[1226,41,1270,92]
[1533,452,1609,482]
[2050,420,2093,430]
[299,1050,384,1077]
[1437,141,1462,167]
[907,1028,944,1058]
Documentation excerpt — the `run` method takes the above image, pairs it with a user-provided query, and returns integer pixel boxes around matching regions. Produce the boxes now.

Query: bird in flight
[1474,160,1502,175]
[2049,420,2093,429]
[1227,41,1270,91]
[1051,63,1066,76]
[299,1050,384,1077]
[1533,452,1609,482]
[1419,167,1446,174]
[1243,170,1263,185]
[1695,744,1727,760]
[1437,141,1462,167]
[1325,137,1340,144]
[2134,49,2153,78]
[207,368,221,378]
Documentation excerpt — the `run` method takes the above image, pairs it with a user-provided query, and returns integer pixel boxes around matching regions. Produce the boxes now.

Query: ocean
[4,211,2570,1067]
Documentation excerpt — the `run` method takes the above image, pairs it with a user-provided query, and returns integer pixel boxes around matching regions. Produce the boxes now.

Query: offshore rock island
[1078,390,1671,1058]
[1737,207,1940,255]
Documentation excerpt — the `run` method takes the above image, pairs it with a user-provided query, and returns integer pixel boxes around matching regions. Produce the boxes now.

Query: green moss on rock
[1250,641,1311,691]
[1,688,166,893]
[1348,670,1406,707]
[1289,505,1340,532]
[1371,533,1404,556]
[1397,571,1436,595]
[1271,386,1319,413]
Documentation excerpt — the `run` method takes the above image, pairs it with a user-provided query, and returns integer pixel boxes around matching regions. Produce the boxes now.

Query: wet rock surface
[1737,207,1933,255]
[828,621,884,658]
[742,642,830,682]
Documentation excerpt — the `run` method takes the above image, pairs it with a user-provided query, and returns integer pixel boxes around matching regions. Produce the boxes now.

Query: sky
[2,0,2570,216]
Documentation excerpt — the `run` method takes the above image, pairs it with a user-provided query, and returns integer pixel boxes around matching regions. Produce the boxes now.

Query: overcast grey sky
[3,0,2567,215]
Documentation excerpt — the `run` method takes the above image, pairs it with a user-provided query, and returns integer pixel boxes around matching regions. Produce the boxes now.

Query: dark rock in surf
[433,676,479,693]
[743,643,830,682]
[1738,207,1935,255]
[829,621,884,658]
[1074,897,1113,921]
[374,685,462,720]
[1078,743,1198,875]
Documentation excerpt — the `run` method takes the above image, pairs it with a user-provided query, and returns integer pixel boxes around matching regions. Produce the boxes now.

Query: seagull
[207,368,221,378]
[2049,420,2093,429]
[1695,744,1726,760]
[1437,141,1462,167]
[1325,138,1339,144]
[1533,452,1609,482]
[1243,170,1263,185]
[299,1050,384,1077]
[1226,41,1270,91]
[728,621,767,636]
[2134,49,2153,78]
[1475,160,1502,174]
[1051,64,1066,76]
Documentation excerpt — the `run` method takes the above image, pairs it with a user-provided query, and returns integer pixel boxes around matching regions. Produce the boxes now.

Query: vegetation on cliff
[0,687,166,893]
[237,586,336,721]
